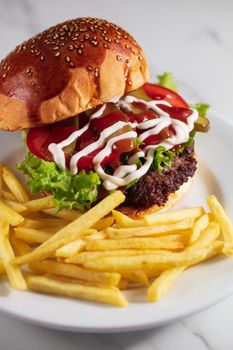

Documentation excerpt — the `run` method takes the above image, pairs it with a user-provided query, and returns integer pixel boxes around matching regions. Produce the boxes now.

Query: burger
[0,18,209,217]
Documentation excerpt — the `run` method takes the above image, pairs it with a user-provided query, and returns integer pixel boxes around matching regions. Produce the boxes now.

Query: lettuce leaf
[152,132,195,171]
[152,146,175,171]
[17,152,100,211]
[157,72,178,91]
[190,103,209,117]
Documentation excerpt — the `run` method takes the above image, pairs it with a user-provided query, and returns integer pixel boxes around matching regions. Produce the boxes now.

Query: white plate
[0,110,232,333]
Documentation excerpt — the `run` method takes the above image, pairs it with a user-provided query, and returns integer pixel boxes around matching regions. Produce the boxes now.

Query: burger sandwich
[0,18,209,217]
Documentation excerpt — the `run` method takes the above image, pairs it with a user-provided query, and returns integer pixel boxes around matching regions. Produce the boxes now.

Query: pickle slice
[194,115,210,132]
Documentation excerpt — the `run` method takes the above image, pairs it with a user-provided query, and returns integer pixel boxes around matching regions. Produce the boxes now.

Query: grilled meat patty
[122,146,197,210]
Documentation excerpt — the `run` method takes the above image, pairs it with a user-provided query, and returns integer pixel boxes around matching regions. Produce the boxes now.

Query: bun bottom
[119,176,193,218]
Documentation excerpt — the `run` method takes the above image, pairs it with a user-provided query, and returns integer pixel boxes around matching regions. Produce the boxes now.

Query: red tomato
[143,83,189,108]
[26,126,50,160]
[27,124,76,161]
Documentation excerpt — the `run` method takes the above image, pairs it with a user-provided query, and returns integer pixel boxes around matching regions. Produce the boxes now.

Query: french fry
[189,222,220,250]
[112,210,145,228]
[92,216,114,230]
[118,278,129,290]
[0,222,27,290]
[106,219,194,239]
[10,235,32,256]
[2,190,16,201]
[43,208,82,221]
[29,260,121,286]
[0,260,5,275]
[19,218,67,230]
[207,195,233,255]
[66,249,170,265]
[86,235,184,251]
[27,275,127,307]
[84,248,209,272]
[189,214,210,244]
[144,207,204,226]
[4,200,28,214]
[86,231,106,240]
[2,167,29,202]
[147,240,223,302]
[147,222,221,302]
[0,164,2,196]
[122,271,149,286]
[47,273,120,289]
[0,200,24,226]
[14,227,53,244]
[14,191,125,265]
[24,196,56,213]
[56,240,86,258]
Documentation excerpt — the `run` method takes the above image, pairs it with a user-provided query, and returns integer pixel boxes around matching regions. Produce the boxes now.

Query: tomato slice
[27,124,77,161]
[142,83,189,108]
[26,126,50,160]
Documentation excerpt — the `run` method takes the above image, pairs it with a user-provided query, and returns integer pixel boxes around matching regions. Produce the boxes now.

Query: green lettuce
[157,72,178,91]
[152,132,195,171]
[190,103,209,117]
[17,152,100,211]
[152,146,175,171]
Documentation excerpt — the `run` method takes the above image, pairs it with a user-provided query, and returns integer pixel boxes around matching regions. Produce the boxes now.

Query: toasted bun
[0,18,149,131]
[119,177,193,218]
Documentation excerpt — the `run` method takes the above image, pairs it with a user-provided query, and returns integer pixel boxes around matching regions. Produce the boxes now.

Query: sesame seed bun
[0,17,149,131]
[119,177,193,218]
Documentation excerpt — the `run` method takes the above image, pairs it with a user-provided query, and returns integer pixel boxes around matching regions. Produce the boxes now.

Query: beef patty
[121,146,197,210]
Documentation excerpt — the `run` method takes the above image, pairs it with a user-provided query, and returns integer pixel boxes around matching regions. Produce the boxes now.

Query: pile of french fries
[0,164,233,307]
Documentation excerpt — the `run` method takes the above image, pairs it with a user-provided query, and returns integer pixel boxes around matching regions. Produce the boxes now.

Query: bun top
[0,17,149,131]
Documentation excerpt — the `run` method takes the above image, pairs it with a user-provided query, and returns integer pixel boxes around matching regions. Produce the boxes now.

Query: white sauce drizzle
[48,95,198,190]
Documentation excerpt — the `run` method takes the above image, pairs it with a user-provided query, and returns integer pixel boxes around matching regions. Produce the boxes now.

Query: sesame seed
[65,56,71,62]
[69,61,75,67]
[40,55,45,61]
[68,45,74,50]
[77,49,82,55]
[90,40,98,46]
[116,55,123,62]
[138,55,142,61]
[53,46,59,50]
[94,71,99,78]
[87,66,93,71]
[2,73,7,79]
[115,39,120,44]
[54,52,61,57]
[103,43,108,49]
[127,80,132,86]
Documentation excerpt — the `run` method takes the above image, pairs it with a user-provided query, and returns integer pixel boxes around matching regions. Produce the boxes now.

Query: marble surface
[0,0,233,348]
